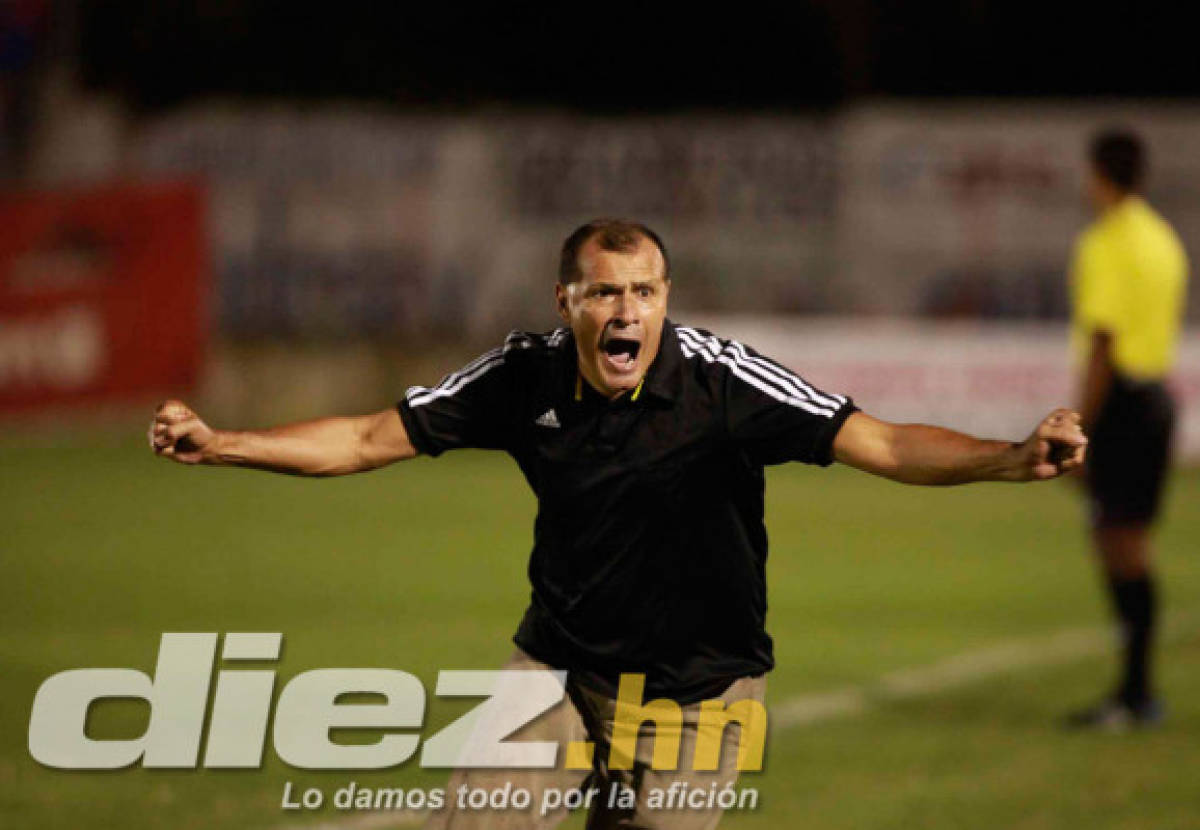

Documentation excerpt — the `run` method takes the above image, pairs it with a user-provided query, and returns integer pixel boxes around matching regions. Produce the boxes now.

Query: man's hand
[1011,408,1088,481]
[149,400,217,464]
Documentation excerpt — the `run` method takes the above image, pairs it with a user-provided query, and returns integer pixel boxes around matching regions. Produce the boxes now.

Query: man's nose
[613,289,635,323]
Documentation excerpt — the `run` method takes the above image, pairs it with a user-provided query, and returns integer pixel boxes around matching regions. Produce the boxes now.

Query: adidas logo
[535,409,561,428]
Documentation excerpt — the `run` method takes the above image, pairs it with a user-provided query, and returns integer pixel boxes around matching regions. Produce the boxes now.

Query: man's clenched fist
[1018,408,1088,480]
[149,400,216,464]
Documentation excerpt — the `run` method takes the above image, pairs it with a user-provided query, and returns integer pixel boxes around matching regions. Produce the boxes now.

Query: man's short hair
[1089,128,1146,192]
[559,219,671,284]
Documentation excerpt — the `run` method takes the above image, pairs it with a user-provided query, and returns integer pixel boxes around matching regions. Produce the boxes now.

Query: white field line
[773,611,1198,730]
[769,625,1111,729]
[271,612,1199,830]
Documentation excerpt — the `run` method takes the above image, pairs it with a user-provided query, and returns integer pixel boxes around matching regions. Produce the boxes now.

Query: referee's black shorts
[1086,374,1177,528]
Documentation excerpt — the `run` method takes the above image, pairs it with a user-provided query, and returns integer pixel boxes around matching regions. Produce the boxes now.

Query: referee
[151,219,1086,829]
[1067,130,1188,728]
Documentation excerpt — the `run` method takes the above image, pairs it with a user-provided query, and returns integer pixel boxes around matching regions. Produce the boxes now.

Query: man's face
[555,236,670,399]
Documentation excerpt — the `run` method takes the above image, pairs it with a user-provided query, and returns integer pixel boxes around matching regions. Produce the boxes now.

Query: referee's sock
[1107,573,1158,706]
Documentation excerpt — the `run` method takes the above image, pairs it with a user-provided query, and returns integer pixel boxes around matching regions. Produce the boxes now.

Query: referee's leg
[1095,523,1157,703]
[1084,381,1175,714]
[423,649,591,830]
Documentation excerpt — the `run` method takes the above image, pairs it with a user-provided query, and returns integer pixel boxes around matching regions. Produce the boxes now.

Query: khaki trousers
[424,649,766,830]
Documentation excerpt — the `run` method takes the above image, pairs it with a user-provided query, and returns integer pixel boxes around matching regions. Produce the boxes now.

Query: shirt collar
[639,319,683,403]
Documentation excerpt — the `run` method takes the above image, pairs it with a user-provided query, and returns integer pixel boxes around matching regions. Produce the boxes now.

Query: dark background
[71,2,1200,112]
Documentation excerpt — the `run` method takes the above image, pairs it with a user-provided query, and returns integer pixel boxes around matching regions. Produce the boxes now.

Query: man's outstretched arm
[833,408,1087,485]
[148,400,417,476]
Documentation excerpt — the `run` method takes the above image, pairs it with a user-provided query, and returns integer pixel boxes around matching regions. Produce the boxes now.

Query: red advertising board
[0,180,207,411]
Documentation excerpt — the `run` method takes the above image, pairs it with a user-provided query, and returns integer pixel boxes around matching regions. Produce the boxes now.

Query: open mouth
[600,335,642,373]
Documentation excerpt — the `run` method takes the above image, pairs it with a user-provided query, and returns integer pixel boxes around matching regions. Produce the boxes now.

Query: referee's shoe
[1064,695,1165,731]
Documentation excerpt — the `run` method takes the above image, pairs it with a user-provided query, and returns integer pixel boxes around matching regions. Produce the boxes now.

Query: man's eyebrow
[584,277,661,293]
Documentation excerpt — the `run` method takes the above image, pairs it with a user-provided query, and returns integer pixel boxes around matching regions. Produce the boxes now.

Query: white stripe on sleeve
[675,327,840,417]
[676,331,836,418]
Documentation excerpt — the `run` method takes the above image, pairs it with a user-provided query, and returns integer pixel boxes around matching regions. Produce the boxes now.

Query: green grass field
[3,440,1198,829]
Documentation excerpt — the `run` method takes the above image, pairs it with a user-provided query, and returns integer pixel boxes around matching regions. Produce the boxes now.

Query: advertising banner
[838,104,1200,319]
[0,181,206,411]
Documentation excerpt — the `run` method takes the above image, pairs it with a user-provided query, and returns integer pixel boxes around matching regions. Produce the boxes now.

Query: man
[151,219,1086,829]
[1067,130,1188,728]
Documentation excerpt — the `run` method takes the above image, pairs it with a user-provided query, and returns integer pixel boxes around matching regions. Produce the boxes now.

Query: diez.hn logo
[28,633,767,772]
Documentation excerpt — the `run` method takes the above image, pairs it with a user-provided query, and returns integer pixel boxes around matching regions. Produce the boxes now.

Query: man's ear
[555,283,571,324]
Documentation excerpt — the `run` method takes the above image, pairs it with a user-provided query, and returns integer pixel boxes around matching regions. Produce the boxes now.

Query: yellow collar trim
[575,373,644,402]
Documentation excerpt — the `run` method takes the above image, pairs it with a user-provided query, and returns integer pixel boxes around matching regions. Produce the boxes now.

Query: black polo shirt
[397,320,857,703]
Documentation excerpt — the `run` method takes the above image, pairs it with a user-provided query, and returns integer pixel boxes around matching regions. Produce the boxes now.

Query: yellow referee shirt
[1070,196,1188,379]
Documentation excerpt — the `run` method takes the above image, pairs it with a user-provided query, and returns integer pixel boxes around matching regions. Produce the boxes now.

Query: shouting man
[151,218,1086,829]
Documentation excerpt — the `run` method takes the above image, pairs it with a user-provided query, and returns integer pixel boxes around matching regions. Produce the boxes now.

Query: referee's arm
[833,409,1087,485]
[149,399,417,476]
[1078,330,1115,432]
